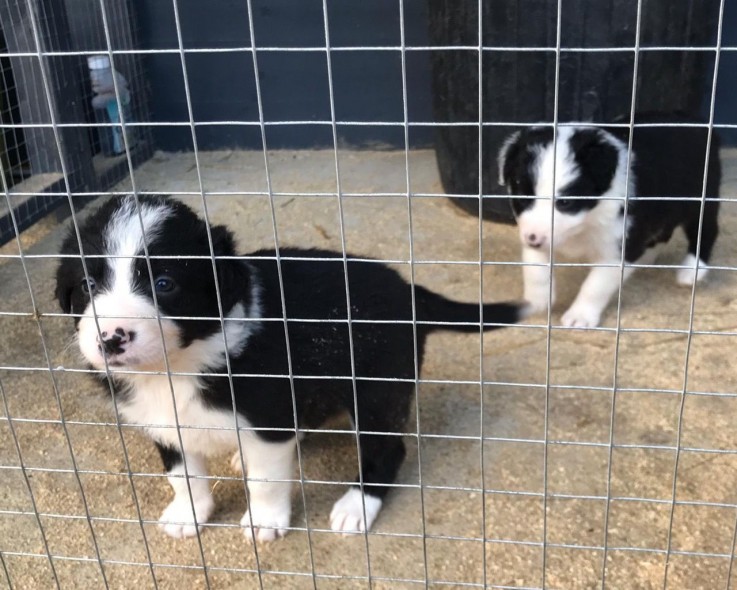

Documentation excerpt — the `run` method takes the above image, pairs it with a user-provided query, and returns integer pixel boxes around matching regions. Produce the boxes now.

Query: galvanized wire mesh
[0,0,736,589]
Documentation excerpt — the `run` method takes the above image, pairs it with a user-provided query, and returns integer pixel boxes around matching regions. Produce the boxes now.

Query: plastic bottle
[87,55,136,155]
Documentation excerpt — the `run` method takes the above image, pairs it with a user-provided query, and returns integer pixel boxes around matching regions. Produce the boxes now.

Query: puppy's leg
[562,260,638,328]
[678,203,719,286]
[330,432,403,534]
[240,435,296,543]
[522,246,556,314]
[156,443,214,539]
[331,384,410,534]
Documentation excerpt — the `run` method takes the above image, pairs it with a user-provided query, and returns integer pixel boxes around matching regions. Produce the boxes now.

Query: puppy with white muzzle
[55,195,526,542]
[498,114,721,328]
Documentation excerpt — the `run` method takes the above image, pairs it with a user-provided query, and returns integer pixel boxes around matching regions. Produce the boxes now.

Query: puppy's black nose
[97,327,134,356]
[99,334,124,356]
[525,233,545,248]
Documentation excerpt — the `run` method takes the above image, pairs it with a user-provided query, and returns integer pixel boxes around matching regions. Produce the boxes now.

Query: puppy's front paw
[159,495,214,539]
[330,488,382,534]
[676,254,709,286]
[561,304,601,328]
[241,502,291,543]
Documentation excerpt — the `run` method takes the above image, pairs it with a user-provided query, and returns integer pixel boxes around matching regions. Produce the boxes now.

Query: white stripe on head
[533,126,580,198]
[497,130,521,186]
[104,196,173,293]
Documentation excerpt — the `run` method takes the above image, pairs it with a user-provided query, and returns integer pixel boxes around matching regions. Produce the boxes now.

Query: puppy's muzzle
[97,327,136,356]
[524,232,546,249]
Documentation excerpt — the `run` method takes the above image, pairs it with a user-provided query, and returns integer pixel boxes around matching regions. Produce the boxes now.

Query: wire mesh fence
[0,0,736,589]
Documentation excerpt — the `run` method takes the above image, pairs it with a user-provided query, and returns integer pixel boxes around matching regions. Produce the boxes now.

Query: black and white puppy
[498,115,721,327]
[55,195,525,542]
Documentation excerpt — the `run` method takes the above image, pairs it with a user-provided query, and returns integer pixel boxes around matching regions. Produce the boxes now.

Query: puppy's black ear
[210,224,250,312]
[210,224,237,256]
[569,129,619,194]
[55,231,82,314]
[55,265,74,314]
[497,131,522,186]
[216,257,251,311]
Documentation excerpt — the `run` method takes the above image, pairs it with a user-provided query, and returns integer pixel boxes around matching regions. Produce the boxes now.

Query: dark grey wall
[127,0,735,151]
[130,0,434,151]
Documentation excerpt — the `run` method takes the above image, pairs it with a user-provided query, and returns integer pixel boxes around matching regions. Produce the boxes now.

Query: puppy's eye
[154,276,176,294]
[555,198,575,212]
[81,277,97,294]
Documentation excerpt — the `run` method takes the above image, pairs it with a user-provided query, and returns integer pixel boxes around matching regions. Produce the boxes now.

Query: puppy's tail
[414,286,528,333]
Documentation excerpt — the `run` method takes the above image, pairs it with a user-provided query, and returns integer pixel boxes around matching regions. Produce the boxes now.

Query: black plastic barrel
[428,0,722,224]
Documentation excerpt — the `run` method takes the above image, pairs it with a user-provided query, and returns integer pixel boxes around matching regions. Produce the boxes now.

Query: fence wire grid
[1,0,737,589]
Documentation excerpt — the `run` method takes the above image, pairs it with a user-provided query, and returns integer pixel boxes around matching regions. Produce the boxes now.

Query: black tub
[428,0,722,224]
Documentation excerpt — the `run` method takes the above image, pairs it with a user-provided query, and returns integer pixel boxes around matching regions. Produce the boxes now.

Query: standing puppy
[498,116,720,327]
[56,195,525,542]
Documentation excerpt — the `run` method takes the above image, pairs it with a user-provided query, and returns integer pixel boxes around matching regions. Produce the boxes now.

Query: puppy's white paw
[676,254,709,286]
[158,495,214,539]
[330,488,382,534]
[241,502,291,543]
[561,304,601,328]
[230,450,245,474]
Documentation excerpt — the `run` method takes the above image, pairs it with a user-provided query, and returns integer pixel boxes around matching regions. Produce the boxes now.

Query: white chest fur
[117,373,245,456]
[557,201,629,263]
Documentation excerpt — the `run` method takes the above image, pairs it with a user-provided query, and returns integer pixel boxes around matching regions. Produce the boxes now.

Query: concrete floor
[1,148,736,590]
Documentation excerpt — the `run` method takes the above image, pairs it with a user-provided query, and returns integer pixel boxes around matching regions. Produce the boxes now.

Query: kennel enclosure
[0,1,736,589]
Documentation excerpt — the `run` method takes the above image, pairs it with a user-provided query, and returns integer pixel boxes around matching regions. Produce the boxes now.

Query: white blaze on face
[515,127,588,249]
[78,198,177,370]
